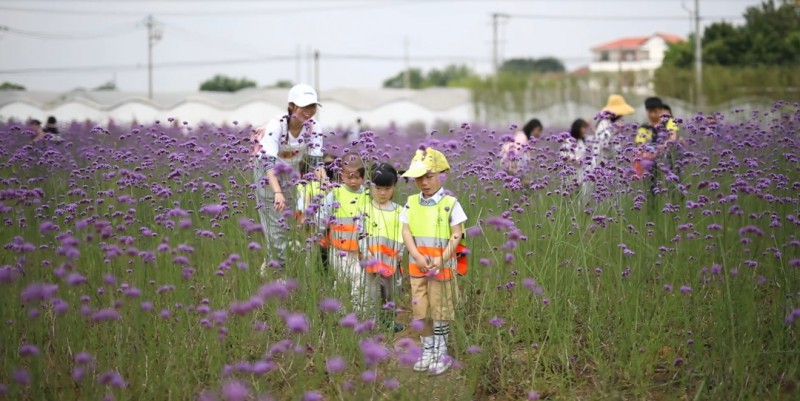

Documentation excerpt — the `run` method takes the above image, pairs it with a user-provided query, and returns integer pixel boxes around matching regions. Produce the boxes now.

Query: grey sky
[0,0,763,93]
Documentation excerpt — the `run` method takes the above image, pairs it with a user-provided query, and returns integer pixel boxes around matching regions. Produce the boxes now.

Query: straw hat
[602,94,635,116]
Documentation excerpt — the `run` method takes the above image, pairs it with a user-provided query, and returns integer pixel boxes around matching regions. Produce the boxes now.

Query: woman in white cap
[252,83,326,274]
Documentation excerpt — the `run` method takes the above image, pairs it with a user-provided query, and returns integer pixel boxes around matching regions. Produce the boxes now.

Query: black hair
[522,119,543,139]
[369,163,398,187]
[323,152,337,181]
[46,116,57,125]
[570,119,588,141]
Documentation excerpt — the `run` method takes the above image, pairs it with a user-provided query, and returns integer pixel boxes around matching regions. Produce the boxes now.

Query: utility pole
[145,15,162,101]
[491,13,509,75]
[403,37,410,89]
[694,0,703,106]
[313,50,320,95]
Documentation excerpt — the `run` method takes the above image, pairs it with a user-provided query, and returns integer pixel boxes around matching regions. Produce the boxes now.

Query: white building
[588,32,684,94]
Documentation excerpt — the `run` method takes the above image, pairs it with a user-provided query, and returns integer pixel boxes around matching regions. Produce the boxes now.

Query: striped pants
[253,166,296,266]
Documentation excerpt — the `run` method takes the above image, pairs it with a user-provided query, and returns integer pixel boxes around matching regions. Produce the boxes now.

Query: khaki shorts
[410,277,459,321]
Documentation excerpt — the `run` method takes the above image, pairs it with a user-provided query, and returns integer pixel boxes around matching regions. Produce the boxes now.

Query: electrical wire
[0,2,403,17]
[506,12,744,21]
[0,24,140,40]
[0,56,296,75]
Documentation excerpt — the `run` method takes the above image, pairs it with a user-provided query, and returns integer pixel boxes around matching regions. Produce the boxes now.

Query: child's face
[341,166,364,191]
[647,108,662,124]
[371,185,395,204]
[415,171,442,197]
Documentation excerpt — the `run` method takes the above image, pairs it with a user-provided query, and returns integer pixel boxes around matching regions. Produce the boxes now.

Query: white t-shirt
[256,114,324,164]
[399,187,467,226]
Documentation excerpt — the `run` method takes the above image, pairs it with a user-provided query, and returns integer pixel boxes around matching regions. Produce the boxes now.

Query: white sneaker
[413,336,435,372]
[428,353,453,375]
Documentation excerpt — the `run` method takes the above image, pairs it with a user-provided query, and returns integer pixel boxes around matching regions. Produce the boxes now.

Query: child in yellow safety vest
[635,97,680,175]
[295,159,328,225]
[400,147,468,376]
[360,162,405,333]
[318,153,370,310]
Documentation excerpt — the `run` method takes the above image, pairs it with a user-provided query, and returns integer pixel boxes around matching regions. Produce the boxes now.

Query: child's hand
[430,256,443,271]
[413,254,430,272]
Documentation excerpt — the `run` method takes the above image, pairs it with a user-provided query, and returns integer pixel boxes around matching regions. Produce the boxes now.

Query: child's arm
[403,223,430,272]
[431,224,464,271]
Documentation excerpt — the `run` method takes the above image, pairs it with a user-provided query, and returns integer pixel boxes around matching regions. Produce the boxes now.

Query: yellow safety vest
[328,186,368,251]
[636,118,680,144]
[363,202,403,277]
[406,194,467,281]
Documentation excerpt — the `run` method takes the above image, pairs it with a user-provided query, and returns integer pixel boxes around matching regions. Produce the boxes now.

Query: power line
[506,12,744,21]
[0,24,139,40]
[0,56,296,75]
[0,0,761,2]
[0,3,753,18]
[0,2,400,17]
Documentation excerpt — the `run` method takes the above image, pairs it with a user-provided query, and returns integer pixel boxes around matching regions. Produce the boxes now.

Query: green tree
[383,65,477,89]
[499,57,565,74]
[0,82,25,90]
[93,81,117,91]
[663,0,800,68]
[271,80,293,89]
[425,64,477,87]
[199,74,257,92]
[382,68,425,89]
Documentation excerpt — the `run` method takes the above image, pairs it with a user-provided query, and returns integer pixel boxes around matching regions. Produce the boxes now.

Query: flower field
[1,105,799,401]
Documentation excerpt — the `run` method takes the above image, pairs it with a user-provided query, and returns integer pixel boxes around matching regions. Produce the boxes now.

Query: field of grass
[1,107,799,401]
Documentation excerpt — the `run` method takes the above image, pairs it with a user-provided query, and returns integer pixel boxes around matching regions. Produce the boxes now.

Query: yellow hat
[602,94,635,116]
[401,147,450,178]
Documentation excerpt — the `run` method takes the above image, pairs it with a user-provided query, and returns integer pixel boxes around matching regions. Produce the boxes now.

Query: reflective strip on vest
[407,194,459,281]
[329,187,366,251]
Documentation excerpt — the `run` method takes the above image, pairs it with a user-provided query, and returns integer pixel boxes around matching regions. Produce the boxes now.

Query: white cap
[287,84,321,107]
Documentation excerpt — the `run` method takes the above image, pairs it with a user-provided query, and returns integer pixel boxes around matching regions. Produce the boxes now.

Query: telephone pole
[693,0,703,106]
[145,15,162,101]
[491,13,509,75]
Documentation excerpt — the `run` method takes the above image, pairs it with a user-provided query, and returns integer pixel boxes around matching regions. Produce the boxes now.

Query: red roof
[570,66,590,76]
[591,33,684,51]
[656,32,684,44]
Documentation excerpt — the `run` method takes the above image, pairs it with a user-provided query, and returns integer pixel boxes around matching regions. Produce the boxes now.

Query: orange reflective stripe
[331,238,359,251]
[366,260,395,276]
[331,224,358,233]
[416,246,444,257]
[409,262,453,280]
[368,243,399,257]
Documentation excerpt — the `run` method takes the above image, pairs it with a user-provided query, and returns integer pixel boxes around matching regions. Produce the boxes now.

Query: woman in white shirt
[590,94,634,170]
[252,83,326,273]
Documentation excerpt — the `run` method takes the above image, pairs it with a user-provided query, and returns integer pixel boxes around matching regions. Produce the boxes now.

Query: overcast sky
[0,0,764,93]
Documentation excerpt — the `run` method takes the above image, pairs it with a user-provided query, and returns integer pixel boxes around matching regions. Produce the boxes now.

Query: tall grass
[1,107,798,400]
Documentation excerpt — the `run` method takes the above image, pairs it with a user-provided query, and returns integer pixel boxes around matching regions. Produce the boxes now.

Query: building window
[623,51,636,61]
[600,51,609,61]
